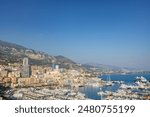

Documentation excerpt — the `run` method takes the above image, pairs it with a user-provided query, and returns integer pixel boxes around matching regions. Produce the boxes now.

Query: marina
[80,73,150,100]
[1,73,150,100]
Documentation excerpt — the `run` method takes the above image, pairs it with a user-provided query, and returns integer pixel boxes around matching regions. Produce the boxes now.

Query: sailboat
[106,73,113,86]
[99,87,103,100]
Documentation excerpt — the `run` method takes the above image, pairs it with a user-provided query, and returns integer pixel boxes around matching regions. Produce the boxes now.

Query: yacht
[136,76,148,83]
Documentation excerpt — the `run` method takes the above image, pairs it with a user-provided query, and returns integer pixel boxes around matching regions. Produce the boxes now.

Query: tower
[23,57,28,65]
[51,59,55,71]
[22,57,30,78]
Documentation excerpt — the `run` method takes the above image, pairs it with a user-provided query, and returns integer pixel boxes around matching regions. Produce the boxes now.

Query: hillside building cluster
[0,58,100,89]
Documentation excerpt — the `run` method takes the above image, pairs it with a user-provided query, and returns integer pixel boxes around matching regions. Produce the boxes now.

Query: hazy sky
[0,0,150,69]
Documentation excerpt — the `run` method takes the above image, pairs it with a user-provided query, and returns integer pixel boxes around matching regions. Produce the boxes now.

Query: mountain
[82,63,139,73]
[0,40,83,70]
[0,40,141,72]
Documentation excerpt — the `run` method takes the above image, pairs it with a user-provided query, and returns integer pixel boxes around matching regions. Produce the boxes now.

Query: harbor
[1,73,150,100]
[80,74,150,100]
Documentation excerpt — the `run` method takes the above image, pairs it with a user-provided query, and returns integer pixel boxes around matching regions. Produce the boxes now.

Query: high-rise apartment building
[22,57,30,78]
[23,57,28,65]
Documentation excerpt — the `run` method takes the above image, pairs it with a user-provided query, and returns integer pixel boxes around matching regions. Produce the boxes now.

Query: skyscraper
[23,57,28,65]
[51,59,55,71]
[22,57,30,78]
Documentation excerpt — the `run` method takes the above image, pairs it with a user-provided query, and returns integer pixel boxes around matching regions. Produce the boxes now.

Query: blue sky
[0,0,150,70]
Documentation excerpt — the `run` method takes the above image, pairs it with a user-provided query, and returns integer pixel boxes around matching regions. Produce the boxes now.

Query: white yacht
[136,76,147,83]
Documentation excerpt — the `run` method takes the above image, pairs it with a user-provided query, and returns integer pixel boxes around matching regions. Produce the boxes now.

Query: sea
[79,73,150,100]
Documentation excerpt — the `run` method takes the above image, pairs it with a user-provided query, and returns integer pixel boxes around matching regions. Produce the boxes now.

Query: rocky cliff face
[0,40,82,70]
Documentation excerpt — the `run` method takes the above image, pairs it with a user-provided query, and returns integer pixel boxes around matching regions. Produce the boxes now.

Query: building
[51,63,55,71]
[22,57,31,78]
[55,65,59,70]
[0,70,8,77]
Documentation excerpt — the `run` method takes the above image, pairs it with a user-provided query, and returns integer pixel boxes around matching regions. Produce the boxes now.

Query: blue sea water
[101,73,150,83]
[79,73,150,100]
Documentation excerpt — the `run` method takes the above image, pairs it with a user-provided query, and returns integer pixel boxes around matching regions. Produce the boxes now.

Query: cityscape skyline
[0,0,150,70]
